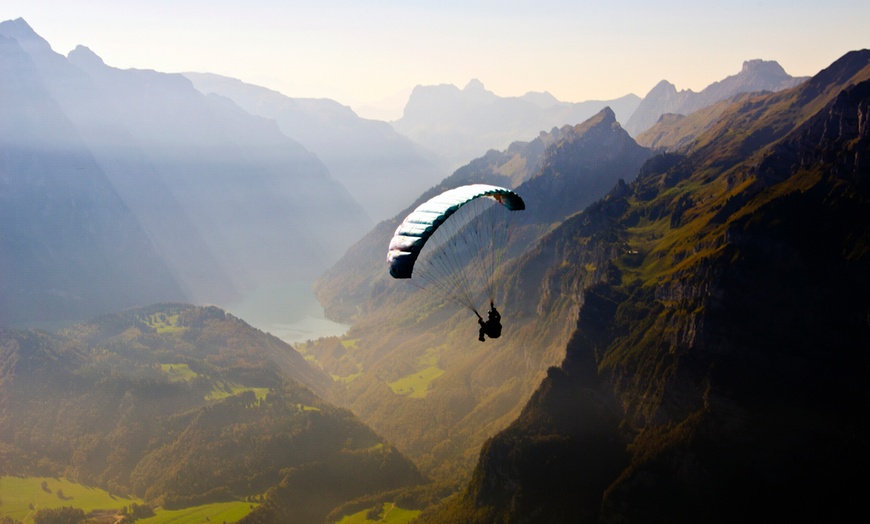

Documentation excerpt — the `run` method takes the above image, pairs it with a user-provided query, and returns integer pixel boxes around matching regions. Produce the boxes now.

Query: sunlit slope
[424,49,870,523]
[311,108,653,480]
[0,304,424,524]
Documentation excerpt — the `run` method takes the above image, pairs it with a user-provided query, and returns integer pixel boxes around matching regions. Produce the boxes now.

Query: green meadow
[138,501,256,524]
[388,366,445,398]
[387,349,444,399]
[337,502,421,524]
[0,477,256,524]
[0,476,136,523]
[159,363,270,402]
[143,313,187,334]
[160,363,199,382]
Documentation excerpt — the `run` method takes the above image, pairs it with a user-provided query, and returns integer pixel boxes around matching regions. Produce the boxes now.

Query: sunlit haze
[2,0,868,120]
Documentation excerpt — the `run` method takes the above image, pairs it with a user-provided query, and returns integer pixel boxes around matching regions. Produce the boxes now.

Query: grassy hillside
[0,476,256,524]
[0,304,424,524]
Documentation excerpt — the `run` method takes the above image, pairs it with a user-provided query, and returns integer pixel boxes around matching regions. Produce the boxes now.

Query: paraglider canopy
[387,184,525,279]
[386,184,525,314]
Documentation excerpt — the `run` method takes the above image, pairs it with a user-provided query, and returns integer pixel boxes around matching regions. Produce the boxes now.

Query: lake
[224,282,349,345]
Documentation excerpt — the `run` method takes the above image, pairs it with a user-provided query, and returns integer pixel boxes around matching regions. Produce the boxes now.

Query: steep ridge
[0,31,185,327]
[0,19,372,327]
[425,50,870,523]
[0,304,423,523]
[310,109,653,480]
[184,72,447,222]
[625,59,808,137]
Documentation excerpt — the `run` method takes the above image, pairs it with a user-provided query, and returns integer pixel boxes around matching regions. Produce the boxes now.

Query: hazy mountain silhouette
[624,59,808,136]
[392,78,641,170]
[0,18,372,328]
[423,49,870,523]
[184,72,447,221]
[0,29,185,327]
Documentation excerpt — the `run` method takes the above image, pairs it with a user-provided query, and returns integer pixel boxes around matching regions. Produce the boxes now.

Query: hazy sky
[3,1,868,119]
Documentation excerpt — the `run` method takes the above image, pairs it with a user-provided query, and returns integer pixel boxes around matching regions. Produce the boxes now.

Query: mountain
[0,30,185,327]
[309,108,653,481]
[0,303,424,523]
[314,126,565,324]
[423,50,870,523]
[184,73,447,222]
[0,19,374,329]
[391,78,641,170]
[624,59,808,137]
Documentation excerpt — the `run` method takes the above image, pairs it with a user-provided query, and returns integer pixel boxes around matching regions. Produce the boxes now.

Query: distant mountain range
[183,73,446,222]
[624,58,808,136]
[1,17,816,332]
[388,60,807,171]
[392,79,642,170]
[0,25,185,326]
[0,18,372,328]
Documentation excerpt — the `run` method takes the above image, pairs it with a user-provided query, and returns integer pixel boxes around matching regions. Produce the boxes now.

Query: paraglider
[387,184,525,340]
[478,302,501,342]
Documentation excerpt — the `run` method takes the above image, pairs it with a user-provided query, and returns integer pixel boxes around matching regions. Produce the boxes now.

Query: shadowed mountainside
[423,49,870,523]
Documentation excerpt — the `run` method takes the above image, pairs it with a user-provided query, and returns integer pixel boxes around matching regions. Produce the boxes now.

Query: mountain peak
[626,59,806,136]
[741,58,787,77]
[464,78,487,92]
[0,17,35,34]
[521,90,561,109]
[647,79,679,96]
[573,106,617,133]
[0,17,52,51]
[68,44,105,68]
[597,105,616,123]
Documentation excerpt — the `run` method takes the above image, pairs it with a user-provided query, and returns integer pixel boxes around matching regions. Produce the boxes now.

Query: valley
[2,14,869,524]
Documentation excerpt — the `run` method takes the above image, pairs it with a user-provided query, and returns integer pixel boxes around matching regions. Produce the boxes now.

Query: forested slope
[0,304,424,524]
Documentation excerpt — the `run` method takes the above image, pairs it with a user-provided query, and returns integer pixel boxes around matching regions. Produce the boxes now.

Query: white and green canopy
[387,184,525,280]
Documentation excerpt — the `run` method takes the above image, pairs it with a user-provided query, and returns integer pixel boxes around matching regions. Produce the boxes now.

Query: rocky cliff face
[424,50,870,523]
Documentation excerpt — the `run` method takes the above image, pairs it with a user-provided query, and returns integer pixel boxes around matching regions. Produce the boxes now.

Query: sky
[2,0,868,120]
